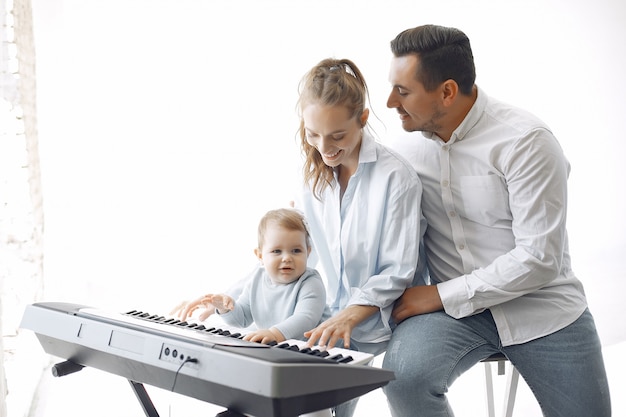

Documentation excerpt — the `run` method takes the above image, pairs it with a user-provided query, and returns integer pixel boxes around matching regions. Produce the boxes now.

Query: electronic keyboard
[20,302,394,417]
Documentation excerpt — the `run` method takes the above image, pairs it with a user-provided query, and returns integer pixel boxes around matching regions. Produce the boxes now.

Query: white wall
[32,0,625,346]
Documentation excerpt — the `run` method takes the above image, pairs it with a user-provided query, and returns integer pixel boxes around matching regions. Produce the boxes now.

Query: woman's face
[302,103,366,170]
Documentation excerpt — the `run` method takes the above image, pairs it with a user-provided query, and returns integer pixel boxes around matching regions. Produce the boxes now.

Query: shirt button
[442,180,449,187]
[458,244,465,250]
[442,145,449,151]
[449,211,456,217]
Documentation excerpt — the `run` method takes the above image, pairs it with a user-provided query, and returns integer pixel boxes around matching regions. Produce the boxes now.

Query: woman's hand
[304,305,378,350]
[243,327,285,345]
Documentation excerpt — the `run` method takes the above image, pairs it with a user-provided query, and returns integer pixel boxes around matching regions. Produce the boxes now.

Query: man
[383,24,611,417]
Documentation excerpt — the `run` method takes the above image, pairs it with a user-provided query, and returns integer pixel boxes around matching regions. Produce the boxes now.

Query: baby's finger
[169,301,186,316]
[198,307,216,321]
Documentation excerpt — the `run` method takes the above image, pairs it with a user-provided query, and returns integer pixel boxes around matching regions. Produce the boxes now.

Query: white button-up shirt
[391,87,587,346]
[296,132,423,347]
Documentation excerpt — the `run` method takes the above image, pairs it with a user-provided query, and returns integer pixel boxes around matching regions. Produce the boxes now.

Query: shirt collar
[332,130,377,181]
[358,130,378,164]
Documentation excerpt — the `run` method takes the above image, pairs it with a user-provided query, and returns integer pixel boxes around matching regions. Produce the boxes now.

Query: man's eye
[397,89,408,97]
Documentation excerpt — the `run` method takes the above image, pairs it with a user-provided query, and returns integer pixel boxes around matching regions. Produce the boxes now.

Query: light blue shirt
[390,87,588,346]
[296,132,424,350]
[219,267,329,341]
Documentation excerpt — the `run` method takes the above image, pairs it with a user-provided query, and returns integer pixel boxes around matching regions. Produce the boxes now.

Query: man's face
[387,54,445,134]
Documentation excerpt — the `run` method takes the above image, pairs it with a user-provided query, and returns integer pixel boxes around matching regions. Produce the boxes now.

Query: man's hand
[392,285,444,323]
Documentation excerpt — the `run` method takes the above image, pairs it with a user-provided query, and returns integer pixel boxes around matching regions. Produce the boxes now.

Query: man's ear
[441,79,459,106]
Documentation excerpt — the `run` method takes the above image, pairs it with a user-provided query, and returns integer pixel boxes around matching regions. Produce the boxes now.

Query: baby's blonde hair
[257,208,311,250]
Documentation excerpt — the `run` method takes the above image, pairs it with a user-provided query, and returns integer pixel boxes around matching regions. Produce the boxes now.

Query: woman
[294,58,424,358]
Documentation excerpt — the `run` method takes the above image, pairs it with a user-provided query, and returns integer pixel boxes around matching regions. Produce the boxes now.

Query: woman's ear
[360,108,370,127]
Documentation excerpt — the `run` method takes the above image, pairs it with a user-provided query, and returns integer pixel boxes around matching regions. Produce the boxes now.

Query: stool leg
[484,362,496,417]
[502,364,519,417]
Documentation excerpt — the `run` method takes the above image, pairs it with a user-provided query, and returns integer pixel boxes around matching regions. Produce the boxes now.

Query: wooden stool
[481,353,519,417]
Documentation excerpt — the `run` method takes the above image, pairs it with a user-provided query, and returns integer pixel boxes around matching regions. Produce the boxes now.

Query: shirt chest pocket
[458,175,512,226]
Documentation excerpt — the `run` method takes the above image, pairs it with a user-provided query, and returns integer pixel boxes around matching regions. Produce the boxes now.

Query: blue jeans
[382,309,611,417]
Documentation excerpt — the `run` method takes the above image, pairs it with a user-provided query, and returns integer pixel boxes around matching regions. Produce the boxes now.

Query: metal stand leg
[216,409,248,417]
[129,380,161,417]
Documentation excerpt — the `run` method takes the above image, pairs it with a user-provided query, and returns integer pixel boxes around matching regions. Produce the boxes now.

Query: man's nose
[386,91,397,108]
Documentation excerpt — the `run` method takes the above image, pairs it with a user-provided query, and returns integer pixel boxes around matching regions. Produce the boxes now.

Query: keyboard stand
[51,360,244,417]
[51,359,333,417]
[129,380,161,417]
[129,375,247,417]
[216,410,248,417]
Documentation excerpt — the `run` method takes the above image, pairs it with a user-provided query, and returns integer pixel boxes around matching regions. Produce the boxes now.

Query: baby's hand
[208,294,235,314]
[170,295,216,322]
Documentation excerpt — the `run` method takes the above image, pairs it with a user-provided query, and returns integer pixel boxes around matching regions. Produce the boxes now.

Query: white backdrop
[32,0,625,350]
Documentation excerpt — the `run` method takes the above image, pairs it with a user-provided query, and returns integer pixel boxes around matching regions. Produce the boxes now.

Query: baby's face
[257,225,309,285]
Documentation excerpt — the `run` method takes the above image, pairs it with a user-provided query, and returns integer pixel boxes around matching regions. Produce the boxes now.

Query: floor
[7,333,625,417]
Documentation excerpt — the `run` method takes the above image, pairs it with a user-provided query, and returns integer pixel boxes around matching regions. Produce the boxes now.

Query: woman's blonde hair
[296,58,369,200]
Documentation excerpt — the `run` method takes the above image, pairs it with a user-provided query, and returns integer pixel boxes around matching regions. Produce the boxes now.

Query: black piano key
[337,356,354,363]
[195,325,206,330]
[328,354,344,362]
[228,333,242,338]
